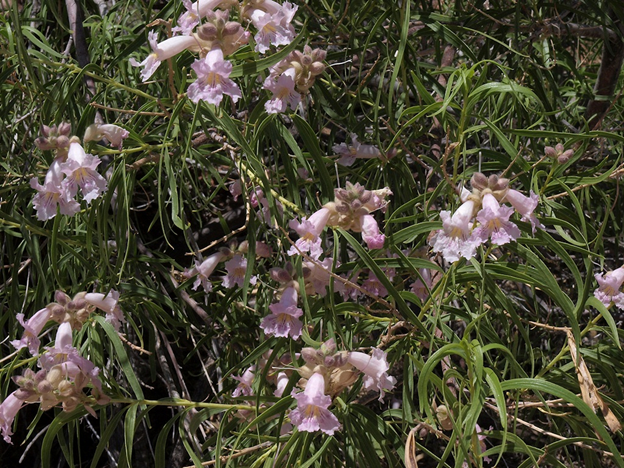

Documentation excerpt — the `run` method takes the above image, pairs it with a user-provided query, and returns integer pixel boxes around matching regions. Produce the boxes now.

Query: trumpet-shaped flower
[410,268,433,302]
[429,200,481,262]
[185,251,228,292]
[11,308,51,355]
[223,255,257,289]
[84,290,124,331]
[130,31,200,82]
[263,68,301,114]
[188,48,241,105]
[594,267,624,310]
[0,392,24,444]
[347,348,396,401]
[260,287,303,340]
[30,159,80,221]
[361,272,388,298]
[504,189,542,234]
[249,4,297,54]
[360,214,385,250]
[288,207,331,259]
[303,257,335,296]
[232,366,255,397]
[333,135,382,167]
[61,142,108,204]
[290,373,340,435]
[83,123,129,149]
[473,193,521,246]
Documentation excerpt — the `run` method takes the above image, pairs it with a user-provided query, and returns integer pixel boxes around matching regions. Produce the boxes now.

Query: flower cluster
[1,290,123,443]
[288,182,391,258]
[430,172,542,263]
[230,339,395,436]
[262,46,326,113]
[31,122,128,221]
[130,0,324,113]
[183,242,270,293]
[12,289,124,357]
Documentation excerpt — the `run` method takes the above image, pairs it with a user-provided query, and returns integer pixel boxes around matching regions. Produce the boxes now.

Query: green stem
[110,397,257,411]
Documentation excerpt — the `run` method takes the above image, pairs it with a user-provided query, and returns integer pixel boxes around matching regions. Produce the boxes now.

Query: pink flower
[30,160,80,221]
[60,142,108,204]
[229,180,242,201]
[429,199,482,262]
[303,257,335,296]
[359,214,385,250]
[0,392,25,444]
[173,0,234,35]
[504,189,542,234]
[223,255,257,288]
[130,31,200,82]
[288,207,331,259]
[333,135,382,167]
[274,371,289,397]
[263,68,301,114]
[11,308,51,355]
[290,373,340,435]
[260,287,303,340]
[232,366,255,397]
[83,123,130,150]
[347,349,396,401]
[249,4,297,54]
[84,290,124,331]
[473,193,521,246]
[594,267,624,309]
[188,48,241,105]
[361,272,388,298]
[185,251,227,293]
[410,268,432,302]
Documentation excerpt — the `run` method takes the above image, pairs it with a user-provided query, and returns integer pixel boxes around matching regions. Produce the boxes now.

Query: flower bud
[58,380,74,397]
[58,122,72,136]
[558,150,573,164]
[46,367,63,386]
[471,172,488,190]
[544,146,557,158]
[55,290,70,305]
[41,125,53,137]
[55,135,70,149]
[37,380,53,394]
[309,62,325,75]
[198,23,218,41]
[223,21,241,36]
[301,54,313,67]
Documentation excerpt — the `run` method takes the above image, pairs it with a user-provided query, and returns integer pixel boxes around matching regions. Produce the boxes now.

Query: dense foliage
[1,0,624,466]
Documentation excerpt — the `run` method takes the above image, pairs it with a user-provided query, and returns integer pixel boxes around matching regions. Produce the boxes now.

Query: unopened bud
[46,367,63,386]
[58,380,74,397]
[471,172,488,190]
[55,290,70,305]
[58,122,72,136]
[49,304,65,321]
[301,55,313,67]
[198,23,218,41]
[558,149,573,164]
[320,338,336,355]
[544,146,557,158]
[309,62,325,75]
[56,135,70,149]
[37,380,53,394]
[223,21,241,36]
[41,125,53,137]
